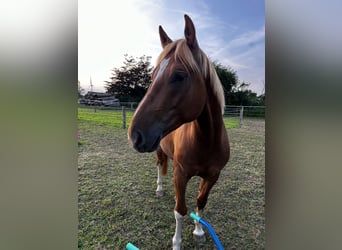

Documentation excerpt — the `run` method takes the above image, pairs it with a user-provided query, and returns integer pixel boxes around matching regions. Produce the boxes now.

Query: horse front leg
[156,163,163,196]
[193,209,205,243]
[155,146,168,196]
[172,165,189,250]
[193,175,219,243]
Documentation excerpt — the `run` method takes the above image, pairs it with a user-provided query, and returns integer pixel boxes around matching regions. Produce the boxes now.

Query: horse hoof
[156,190,164,196]
[193,233,206,243]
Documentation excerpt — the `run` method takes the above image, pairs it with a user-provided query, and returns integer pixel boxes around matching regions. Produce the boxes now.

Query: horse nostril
[132,130,144,149]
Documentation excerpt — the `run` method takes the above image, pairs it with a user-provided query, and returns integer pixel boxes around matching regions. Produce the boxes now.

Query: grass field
[78,108,265,249]
[78,108,241,129]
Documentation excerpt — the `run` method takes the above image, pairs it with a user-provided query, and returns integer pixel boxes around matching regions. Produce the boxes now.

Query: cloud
[207,26,264,65]
[228,27,265,49]
[79,0,265,94]
[200,25,265,93]
[143,1,265,92]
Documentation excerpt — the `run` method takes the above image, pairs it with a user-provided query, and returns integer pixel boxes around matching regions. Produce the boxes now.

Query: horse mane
[156,39,225,114]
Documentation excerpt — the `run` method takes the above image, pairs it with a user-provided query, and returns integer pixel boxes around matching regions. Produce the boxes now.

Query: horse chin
[147,135,162,153]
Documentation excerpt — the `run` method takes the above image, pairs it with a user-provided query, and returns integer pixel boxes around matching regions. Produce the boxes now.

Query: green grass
[78,108,240,129]
[78,110,264,249]
[78,108,134,127]
[224,116,240,129]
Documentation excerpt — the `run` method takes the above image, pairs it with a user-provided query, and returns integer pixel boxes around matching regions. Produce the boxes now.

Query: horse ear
[159,25,173,48]
[184,14,198,50]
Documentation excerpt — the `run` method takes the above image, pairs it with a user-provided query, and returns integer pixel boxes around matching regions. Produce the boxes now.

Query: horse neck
[195,83,225,145]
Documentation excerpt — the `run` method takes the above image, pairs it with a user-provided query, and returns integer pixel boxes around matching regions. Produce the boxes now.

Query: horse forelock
[156,40,199,74]
[155,39,225,114]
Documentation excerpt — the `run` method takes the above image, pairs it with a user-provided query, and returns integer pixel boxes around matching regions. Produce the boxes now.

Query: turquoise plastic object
[190,212,201,222]
[190,212,224,250]
[126,242,139,250]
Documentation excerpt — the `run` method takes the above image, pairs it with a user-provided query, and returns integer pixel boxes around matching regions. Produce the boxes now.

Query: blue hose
[126,242,139,250]
[190,212,224,250]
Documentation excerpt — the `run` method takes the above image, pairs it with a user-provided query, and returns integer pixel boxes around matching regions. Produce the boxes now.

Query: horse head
[128,15,208,152]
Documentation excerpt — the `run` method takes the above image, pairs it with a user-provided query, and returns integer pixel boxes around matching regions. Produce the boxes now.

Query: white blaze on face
[155,58,170,82]
[133,58,170,117]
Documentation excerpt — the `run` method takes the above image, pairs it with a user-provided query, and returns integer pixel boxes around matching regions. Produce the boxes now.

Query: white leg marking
[193,210,205,242]
[172,210,184,250]
[156,164,163,196]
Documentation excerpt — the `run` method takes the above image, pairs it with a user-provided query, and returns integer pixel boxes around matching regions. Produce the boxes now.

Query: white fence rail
[78,103,265,129]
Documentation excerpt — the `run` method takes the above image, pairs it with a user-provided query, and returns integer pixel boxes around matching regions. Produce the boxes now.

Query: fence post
[239,106,244,128]
[122,106,126,129]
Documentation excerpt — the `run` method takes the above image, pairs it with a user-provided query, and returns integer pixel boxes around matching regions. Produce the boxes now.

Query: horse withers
[128,14,230,250]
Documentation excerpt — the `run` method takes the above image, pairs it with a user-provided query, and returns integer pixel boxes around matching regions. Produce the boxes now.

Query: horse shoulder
[160,131,175,159]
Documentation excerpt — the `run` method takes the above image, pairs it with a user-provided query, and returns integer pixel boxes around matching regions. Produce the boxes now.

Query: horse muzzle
[129,128,162,153]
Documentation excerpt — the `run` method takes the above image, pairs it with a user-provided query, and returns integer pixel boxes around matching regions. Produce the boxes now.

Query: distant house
[79,91,120,106]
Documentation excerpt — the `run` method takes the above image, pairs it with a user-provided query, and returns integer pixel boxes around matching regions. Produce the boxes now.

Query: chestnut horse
[128,14,229,249]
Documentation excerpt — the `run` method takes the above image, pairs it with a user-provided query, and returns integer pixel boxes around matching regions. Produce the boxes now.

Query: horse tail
[156,146,168,176]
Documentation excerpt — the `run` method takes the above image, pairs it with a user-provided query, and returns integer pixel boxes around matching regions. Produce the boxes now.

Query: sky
[79,0,265,95]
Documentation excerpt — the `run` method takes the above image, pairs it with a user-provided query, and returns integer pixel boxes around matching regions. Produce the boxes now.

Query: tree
[227,81,265,106]
[213,61,238,102]
[256,93,265,106]
[212,62,265,106]
[105,55,153,102]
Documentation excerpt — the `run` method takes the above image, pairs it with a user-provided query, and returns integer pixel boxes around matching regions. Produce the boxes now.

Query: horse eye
[171,72,187,83]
